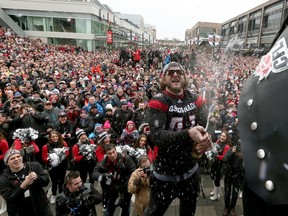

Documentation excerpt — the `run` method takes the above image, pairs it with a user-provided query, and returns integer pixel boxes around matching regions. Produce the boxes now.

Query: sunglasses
[166,70,184,77]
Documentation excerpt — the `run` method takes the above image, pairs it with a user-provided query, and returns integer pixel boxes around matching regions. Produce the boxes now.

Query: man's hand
[137,168,147,179]
[188,126,212,154]
[20,172,37,189]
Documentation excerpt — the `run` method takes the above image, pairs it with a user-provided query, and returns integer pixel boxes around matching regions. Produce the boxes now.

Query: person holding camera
[92,143,136,216]
[0,149,54,216]
[128,155,151,216]
[56,171,102,216]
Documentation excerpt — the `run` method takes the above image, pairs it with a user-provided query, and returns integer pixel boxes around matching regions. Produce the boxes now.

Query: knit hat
[4,149,21,165]
[75,129,86,139]
[94,123,103,132]
[126,120,135,127]
[163,61,184,75]
[103,120,111,129]
[105,104,113,112]
[120,99,128,106]
[98,131,109,143]
[90,104,98,110]
[58,111,67,117]
[14,92,22,97]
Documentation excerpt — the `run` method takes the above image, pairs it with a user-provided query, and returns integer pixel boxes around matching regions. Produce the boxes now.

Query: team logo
[254,37,288,82]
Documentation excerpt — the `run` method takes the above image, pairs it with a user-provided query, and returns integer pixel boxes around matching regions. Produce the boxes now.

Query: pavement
[0,174,243,216]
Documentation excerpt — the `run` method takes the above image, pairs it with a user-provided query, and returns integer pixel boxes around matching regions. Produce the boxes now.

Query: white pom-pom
[49,153,60,167]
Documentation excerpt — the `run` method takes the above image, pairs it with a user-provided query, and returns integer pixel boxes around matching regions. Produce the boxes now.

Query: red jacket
[72,139,95,162]
[13,138,39,154]
[96,145,105,162]
[42,141,69,164]
[132,50,141,61]
[0,139,9,161]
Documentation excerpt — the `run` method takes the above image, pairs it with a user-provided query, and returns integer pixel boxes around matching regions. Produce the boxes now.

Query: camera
[20,145,34,156]
[66,185,94,215]
[142,167,151,175]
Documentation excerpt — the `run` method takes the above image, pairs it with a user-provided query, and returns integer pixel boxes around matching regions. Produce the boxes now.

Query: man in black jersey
[144,61,212,216]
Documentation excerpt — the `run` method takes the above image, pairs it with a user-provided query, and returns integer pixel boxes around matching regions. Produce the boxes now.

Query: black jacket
[0,162,50,216]
[56,183,102,216]
[92,153,136,193]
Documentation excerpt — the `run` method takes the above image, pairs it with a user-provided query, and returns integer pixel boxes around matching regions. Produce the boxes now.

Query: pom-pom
[13,127,39,143]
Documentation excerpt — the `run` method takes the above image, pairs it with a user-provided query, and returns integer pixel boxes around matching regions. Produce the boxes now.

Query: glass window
[46,17,53,31]
[76,19,86,33]
[91,20,108,35]
[52,18,76,32]
[9,15,28,30]
[32,17,44,31]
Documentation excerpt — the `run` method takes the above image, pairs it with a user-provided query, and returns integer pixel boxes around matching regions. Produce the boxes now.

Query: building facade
[0,0,156,51]
[185,22,221,48]
[221,0,288,52]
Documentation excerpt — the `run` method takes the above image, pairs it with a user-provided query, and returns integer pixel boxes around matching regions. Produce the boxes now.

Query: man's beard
[166,81,183,94]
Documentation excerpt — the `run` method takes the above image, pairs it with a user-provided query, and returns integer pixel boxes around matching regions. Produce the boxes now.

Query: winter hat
[163,61,184,75]
[14,92,22,97]
[90,104,98,111]
[94,123,103,132]
[103,120,111,129]
[58,111,67,117]
[75,128,86,139]
[120,99,128,106]
[126,120,135,127]
[127,102,132,108]
[98,131,109,143]
[105,104,114,112]
[4,149,21,165]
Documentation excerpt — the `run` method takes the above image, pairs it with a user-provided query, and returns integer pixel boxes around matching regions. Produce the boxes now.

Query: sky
[100,0,269,40]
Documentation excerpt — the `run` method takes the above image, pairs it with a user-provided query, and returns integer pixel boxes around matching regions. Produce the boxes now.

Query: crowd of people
[0,25,262,216]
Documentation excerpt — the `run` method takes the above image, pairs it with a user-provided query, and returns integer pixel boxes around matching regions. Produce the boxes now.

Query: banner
[208,34,214,46]
[214,35,221,46]
[106,29,113,45]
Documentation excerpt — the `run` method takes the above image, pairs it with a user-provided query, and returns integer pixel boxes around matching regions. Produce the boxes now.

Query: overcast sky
[100,0,269,40]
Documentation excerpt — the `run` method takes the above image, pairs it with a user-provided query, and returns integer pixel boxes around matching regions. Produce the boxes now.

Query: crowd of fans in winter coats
[0,26,261,214]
